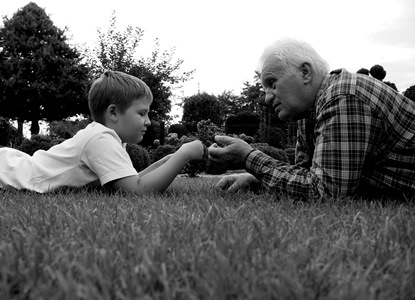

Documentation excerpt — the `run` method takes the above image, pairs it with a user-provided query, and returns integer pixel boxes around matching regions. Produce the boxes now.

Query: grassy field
[0,175,414,300]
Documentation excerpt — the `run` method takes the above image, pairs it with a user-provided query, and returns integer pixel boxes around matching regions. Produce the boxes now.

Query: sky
[1,0,415,119]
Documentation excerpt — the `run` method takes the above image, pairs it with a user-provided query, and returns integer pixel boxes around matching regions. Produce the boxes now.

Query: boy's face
[114,96,152,144]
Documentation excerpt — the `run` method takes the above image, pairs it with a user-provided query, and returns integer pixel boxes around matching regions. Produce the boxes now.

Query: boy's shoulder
[70,122,123,147]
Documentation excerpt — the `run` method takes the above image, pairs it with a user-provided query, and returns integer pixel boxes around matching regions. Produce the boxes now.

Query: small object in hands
[202,144,209,159]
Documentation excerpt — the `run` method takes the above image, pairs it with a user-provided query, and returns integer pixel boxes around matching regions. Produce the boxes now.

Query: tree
[0,2,91,136]
[403,85,415,102]
[383,81,398,91]
[225,111,260,137]
[182,93,223,132]
[85,12,194,124]
[238,72,265,113]
[217,90,240,121]
[369,64,386,81]
[356,68,369,75]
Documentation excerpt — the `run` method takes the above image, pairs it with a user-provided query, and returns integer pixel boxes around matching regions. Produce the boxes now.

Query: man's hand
[208,136,253,166]
[216,173,260,192]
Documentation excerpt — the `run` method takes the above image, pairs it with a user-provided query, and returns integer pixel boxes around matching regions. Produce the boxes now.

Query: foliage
[84,12,194,124]
[0,2,91,135]
[138,120,162,148]
[251,143,288,162]
[205,160,228,175]
[126,144,151,172]
[0,117,18,147]
[238,71,265,114]
[182,93,223,133]
[225,111,260,137]
[285,147,296,165]
[217,90,240,121]
[0,184,414,299]
[356,68,369,75]
[196,119,223,147]
[164,132,182,147]
[168,123,188,138]
[403,84,415,102]
[256,121,287,149]
[152,144,176,163]
[49,118,91,139]
[383,81,398,91]
[17,134,55,155]
[369,64,386,81]
[178,136,209,177]
[256,104,297,149]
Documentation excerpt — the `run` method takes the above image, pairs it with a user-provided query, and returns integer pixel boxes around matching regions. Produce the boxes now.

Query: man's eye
[265,79,275,88]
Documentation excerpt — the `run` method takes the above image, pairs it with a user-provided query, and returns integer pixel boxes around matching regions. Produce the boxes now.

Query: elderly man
[209,37,415,200]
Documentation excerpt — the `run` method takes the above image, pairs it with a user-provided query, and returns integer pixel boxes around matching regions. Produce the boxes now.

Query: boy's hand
[180,140,206,161]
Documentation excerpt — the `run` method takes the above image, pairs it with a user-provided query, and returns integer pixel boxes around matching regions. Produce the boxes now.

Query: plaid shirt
[245,69,415,199]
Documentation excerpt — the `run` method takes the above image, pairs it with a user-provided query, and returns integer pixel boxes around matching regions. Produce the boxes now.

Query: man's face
[260,58,313,121]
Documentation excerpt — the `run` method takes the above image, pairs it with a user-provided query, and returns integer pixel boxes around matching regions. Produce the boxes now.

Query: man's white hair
[258,37,330,76]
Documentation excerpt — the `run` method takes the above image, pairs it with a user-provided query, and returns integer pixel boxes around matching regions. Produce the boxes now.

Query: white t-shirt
[0,122,138,193]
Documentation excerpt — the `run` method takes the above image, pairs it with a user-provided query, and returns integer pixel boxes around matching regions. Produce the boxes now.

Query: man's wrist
[243,148,256,162]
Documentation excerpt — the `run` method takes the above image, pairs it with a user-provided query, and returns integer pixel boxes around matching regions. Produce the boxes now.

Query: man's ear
[301,63,313,84]
[106,104,118,121]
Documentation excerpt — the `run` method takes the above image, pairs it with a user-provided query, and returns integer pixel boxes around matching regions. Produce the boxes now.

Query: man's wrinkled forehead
[260,57,281,81]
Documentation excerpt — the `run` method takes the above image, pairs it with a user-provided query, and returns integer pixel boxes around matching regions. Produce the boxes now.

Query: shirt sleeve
[81,132,138,186]
[245,95,381,199]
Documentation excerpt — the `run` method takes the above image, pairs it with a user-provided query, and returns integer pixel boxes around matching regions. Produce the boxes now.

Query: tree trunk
[16,120,24,145]
[30,119,40,135]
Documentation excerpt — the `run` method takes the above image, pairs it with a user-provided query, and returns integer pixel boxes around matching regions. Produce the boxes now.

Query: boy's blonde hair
[88,70,153,124]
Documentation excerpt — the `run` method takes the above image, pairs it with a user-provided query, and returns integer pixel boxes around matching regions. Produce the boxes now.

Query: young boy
[0,70,204,194]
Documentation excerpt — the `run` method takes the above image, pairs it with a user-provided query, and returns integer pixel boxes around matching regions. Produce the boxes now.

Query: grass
[0,175,415,299]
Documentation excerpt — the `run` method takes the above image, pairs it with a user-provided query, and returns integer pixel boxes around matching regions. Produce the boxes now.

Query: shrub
[284,147,296,165]
[168,124,188,138]
[17,134,54,155]
[205,160,227,175]
[197,119,224,147]
[0,117,18,147]
[251,143,288,163]
[126,144,151,172]
[225,111,260,137]
[49,119,90,139]
[152,144,176,163]
[165,133,181,147]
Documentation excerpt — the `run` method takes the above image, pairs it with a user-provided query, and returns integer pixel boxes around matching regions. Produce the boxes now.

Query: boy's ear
[106,104,118,121]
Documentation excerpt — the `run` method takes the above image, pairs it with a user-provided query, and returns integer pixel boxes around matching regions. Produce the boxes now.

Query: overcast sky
[2,0,415,99]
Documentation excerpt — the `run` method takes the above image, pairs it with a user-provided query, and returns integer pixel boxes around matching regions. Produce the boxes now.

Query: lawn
[0,175,414,300]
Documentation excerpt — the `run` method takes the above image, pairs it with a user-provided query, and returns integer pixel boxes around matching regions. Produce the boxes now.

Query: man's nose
[264,90,275,105]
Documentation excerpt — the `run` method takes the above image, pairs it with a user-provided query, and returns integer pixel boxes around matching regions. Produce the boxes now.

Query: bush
[197,119,223,147]
[168,124,188,138]
[225,111,260,137]
[205,160,227,175]
[152,144,176,163]
[17,134,54,155]
[165,133,181,147]
[0,117,18,147]
[126,144,151,172]
[251,143,288,163]
[49,119,90,139]
[284,148,296,165]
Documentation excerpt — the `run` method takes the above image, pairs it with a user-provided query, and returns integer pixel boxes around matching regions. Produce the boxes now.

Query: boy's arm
[138,154,173,177]
[108,140,203,194]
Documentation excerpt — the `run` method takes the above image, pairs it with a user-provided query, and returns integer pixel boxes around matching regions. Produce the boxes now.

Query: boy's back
[0,122,137,192]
